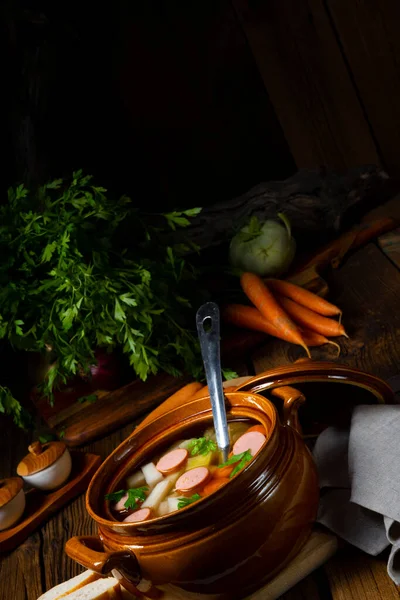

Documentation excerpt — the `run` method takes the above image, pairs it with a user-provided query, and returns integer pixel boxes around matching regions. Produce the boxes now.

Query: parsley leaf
[0,387,32,429]
[77,394,97,404]
[221,368,239,382]
[177,493,201,509]
[39,433,57,443]
[218,449,253,478]
[125,487,148,509]
[105,489,126,504]
[0,171,204,428]
[188,437,217,457]
[105,487,149,510]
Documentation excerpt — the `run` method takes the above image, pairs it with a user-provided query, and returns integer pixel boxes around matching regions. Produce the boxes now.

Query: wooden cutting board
[31,216,397,447]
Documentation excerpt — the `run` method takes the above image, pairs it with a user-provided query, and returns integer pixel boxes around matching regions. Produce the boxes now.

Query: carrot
[247,425,266,435]
[213,464,235,479]
[137,381,203,431]
[191,385,210,400]
[202,477,230,496]
[240,273,311,358]
[267,279,342,319]
[301,329,341,356]
[223,304,321,349]
[278,296,348,338]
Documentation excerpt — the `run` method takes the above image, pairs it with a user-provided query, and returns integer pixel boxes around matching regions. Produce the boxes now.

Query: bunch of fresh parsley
[0,170,208,427]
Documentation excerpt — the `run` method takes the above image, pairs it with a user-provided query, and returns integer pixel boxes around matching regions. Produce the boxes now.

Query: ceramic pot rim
[86,391,278,530]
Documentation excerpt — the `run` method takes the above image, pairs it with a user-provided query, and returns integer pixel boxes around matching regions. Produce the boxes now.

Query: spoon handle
[196,302,230,461]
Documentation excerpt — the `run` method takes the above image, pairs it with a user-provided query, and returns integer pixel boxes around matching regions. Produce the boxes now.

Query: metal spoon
[196,302,230,461]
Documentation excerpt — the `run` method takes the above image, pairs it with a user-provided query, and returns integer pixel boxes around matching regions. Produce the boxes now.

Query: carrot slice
[267,279,342,318]
[240,273,310,357]
[213,464,235,479]
[247,425,266,435]
[278,296,348,338]
[202,477,230,496]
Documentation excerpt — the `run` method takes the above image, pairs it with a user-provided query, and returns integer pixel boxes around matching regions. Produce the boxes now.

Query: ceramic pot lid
[17,440,66,476]
[235,358,395,436]
[0,477,23,507]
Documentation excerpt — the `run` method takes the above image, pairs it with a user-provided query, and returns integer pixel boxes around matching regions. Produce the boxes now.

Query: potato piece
[203,427,216,442]
[164,469,184,486]
[178,439,196,450]
[141,462,164,487]
[186,452,217,470]
[168,438,195,452]
[142,479,174,510]
[158,500,169,517]
[126,470,146,489]
[167,496,181,514]
[229,422,250,445]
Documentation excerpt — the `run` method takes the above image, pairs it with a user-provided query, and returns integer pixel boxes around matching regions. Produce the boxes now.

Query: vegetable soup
[105,419,267,523]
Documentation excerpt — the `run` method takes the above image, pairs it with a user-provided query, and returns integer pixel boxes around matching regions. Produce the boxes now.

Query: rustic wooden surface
[0,452,101,553]
[2,241,400,599]
[231,0,381,169]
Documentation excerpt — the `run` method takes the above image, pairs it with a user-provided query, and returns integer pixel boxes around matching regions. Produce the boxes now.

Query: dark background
[3,0,400,209]
[2,0,294,209]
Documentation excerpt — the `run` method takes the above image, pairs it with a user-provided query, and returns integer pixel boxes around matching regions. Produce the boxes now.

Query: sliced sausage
[113,493,129,512]
[156,448,188,474]
[175,466,210,493]
[232,431,266,457]
[123,507,152,522]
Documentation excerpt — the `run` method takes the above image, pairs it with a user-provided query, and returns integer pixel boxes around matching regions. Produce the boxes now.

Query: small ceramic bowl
[0,477,26,531]
[17,440,72,491]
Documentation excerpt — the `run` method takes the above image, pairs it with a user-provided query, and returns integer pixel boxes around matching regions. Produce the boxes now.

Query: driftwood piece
[181,166,396,250]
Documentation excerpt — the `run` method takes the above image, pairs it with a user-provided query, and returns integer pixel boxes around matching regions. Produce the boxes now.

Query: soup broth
[105,419,267,523]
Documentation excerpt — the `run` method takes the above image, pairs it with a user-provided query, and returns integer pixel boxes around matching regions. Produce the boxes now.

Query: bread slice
[38,571,101,600]
[119,588,138,600]
[120,585,138,600]
[59,578,122,600]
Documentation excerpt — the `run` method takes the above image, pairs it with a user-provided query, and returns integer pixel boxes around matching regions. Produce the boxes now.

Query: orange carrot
[301,329,341,355]
[247,425,266,435]
[213,464,235,479]
[240,273,310,357]
[202,477,230,496]
[137,381,203,431]
[191,385,210,400]
[223,304,323,348]
[278,296,348,338]
[267,279,342,318]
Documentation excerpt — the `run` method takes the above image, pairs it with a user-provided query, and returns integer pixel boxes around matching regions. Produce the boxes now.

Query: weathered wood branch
[179,166,396,250]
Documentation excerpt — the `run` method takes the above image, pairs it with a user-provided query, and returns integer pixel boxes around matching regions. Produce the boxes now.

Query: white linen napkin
[312,405,400,584]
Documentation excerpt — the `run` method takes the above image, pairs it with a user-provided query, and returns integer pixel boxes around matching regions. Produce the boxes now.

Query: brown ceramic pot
[65,387,319,599]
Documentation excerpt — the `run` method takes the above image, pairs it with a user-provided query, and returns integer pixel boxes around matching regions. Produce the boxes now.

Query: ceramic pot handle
[271,386,306,435]
[65,536,160,598]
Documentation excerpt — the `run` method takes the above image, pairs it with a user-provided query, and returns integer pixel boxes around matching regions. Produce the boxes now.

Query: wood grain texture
[326,0,400,173]
[0,477,23,507]
[379,228,400,270]
[3,243,400,599]
[231,0,380,169]
[324,547,400,600]
[17,441,67,476]
[0,452,101,553]
[253,243,400,382]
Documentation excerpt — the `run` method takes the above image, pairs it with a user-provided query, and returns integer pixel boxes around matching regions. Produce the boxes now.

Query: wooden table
[2,241,400,600]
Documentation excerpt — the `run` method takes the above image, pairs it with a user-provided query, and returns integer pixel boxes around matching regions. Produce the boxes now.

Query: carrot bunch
[222,273,347,357]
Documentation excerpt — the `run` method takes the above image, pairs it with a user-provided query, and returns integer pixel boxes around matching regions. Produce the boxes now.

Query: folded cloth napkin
[312,404,400,584]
